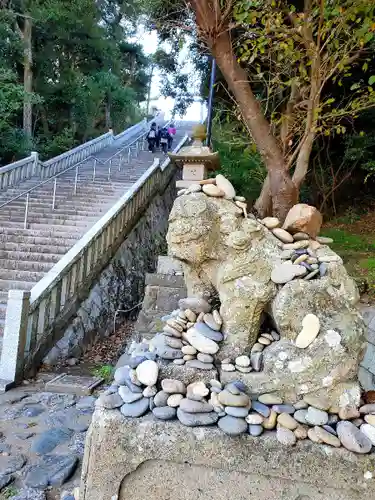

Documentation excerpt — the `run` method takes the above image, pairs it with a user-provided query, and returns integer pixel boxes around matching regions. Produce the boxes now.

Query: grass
[91,364,115,383]
[0,486,18,499]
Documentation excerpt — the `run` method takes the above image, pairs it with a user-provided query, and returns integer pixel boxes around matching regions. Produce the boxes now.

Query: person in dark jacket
[147,122,157,152]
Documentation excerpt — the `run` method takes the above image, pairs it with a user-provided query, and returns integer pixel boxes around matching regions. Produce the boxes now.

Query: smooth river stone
[245,413,264,425]
[163,325,182,338]
[118,386,143,404]
[359,404,375,414]
[262,217,280,229]
[197,353,214,363]
[305,407,328,426]
[120,398,150,418]
[277,413,298,430]
[294,409,308,424]
[203,183,225,197]
[272,404,295,415]
[182,345,197,355]
[183,327,219,354]
[96,393,123,409]
[235,355,251,368]
[276,426,296,446]
[225,406,250,418]
[258,394,283,405]
[215,174,236,199]
[152,406,177,420]
[154,391,169,407]
[272,228,294,243]
[167,394,184,407]
[271,263,306,284]
[177,408,218,427]
[185,360,214,370]
[303,395,330,411]
[313,426,341,447]
[179,399,213,413]
[187,381,210,400]
[360,423,375,445]
[316,236,333,244]
[161,379,186,394]
[249,424,264,436]
[135,360,159,387]
[251,352,263,371]
[193,322,223,342]
[218,390,250,408]
[252,401,270,418]
[165,337,183,349]
[179,297,211,314]
[336,421,372,453]
[295,313,320,349]
[218,416,247,436]
[166,319,184,332]
[203,313,221,331]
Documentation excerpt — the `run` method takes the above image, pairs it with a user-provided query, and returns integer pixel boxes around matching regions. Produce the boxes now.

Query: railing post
[108,159,111,181]
[74,165,79,194]
[93,159,97,182]
[52,178,57,210]
[127,148,131,163]
[0,290,30,390]
[24,194,29,229]
[30,151,38,176]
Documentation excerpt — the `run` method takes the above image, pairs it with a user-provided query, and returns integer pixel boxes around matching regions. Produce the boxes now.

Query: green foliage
[0,486,19,499]
[92,364,115,383]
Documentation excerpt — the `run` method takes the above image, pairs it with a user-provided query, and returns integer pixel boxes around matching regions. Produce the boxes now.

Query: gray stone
[128,356,147,369]
[12,488,46,500]
[179,399,213,413]
[154,391,170,407]
[224,406,249,418]
[65,413,91,432]
[252,401,270,418]
[294,410,308,424]
[185,360,214,370]
[22,405,45,417]
[161,379,186,394]
[96,393,123,409]
[15,431,35,440]
[203,313,221,331]
[76,396,96,410]
[23,454,78,488]
[0,454,26,475]
[177,408,218,427]
[151,334,183,360]
[323,425,337,436]
[231,381,248,393]
[225,383,241,395]
[250,352,263,371]
[197,353,214,364]
[218,391,250,408]
[31,428,73,455]
[272,404,295,414]
[194,322,223,342]
[319,263,328,277]
[218,416,247,436]
[305,407,328,426]
[178,298,211,314]
[118,386,143,404]
[336,421,372,454]
[276,426,296,446]
[0,473,13,490]
[114,366,130,386]
[249,424,263,436]
[120,398,150,418]
[152,407,177,420]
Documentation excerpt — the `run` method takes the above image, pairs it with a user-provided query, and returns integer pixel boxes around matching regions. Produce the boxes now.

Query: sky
[135,27,207,122]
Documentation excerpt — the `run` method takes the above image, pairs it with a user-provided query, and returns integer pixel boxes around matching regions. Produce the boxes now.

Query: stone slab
[145,273,185,288]
[176,180,201,188]
[358,366,375,391]
[157,256,183,275]
[361,342,375,376]
[80,409,375,500]
[45,374,104,396]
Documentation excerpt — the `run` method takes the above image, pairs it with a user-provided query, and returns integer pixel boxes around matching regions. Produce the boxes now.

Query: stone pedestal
[80,409,375,500]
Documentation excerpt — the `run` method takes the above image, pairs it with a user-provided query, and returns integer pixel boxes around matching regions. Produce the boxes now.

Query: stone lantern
[168,124,220,188]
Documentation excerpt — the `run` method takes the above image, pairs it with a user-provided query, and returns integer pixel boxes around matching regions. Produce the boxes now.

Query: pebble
[293,232,309,241]
[307,427,322,443]
[120,398,150,418]
[258,394,282,405]
[263,410,277,429]
[359,404,375,414]
[313,426,341,447]
[165,337,183,349]
[179,399,213,413]
[252,401,270,418]
[303,395,330,411]
[163,325,182,338]
[316,236,333,244]
[364,414,375,426]
[319,263,328,277]
[218,390,250,408]
[225,406,249,417]
[186,360,214,370]
[179,298,211,314]
[339,407,360,420]
[323,425,337,436]
[237,366,252,373]
[114,366,130,385]
[295,314,320,349]
[183,354,195,361]
[294,400,309,410]
[182,345,197,355]
[272,228,294,243]
[261,333,274,341]
[183,327,219,354]
[258,336,271,346]
[218,416,247,435]
[152,406,177,420]
[210,379,222,390]
[212,310,222,327]
[215,174,236,199]
[118,386,143,404]
[197,353,214,363]
[177,408,219,426]
[262,217,280,229]
[234,195,246,202]
[277,413,298,430]
[178,310,187,320]
[202,183,224,197]
[281,249,293,259]
[173,359,185,365]
[162,379,186,394]
[31,428,72,455]
[245,413,264,425]
[327,414,339,425]
[294,409,308,424]
[129,369,142,387]
[283,240,309,250]
[251,352,263,371]
[271,263,306,284]
[187,381,209,400]
[272,404,295,414]
[276,426,296,446]
[167,394,184,407]
[294,425,308,440]
[336,421,372,453]
[360,424,375,445]
[231,380,248,393]
[222,363,236,372]
[96,393,123,409]
[128,356,147,369]
[305,407,328,426]
[196,312,205,322]
[143,386,157,398]
[353,418,364,427]
[154,391,169,407]
[235,355,251,368]
[271,330,280,341]
[166,319,184,332]
[184,309,197,322]
[23,454,78,489]
[203,313,221,331]
[249,424,264,436]
[194,322,223,342]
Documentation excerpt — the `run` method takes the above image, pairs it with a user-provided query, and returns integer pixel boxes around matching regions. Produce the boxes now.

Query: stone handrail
[0,153,40,191]
[0,133,189,388]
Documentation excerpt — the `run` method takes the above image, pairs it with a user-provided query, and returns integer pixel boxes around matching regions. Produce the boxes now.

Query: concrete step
[0,250,61,264]
[0,213,99,223]
[0,259,54,273]
[0,268,46,282]
[0,228,82,239]
[0,279,35,291]
[0,234,78,247]
[2,241,72,254]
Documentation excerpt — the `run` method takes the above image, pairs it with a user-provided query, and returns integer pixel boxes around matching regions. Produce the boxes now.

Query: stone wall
[43,176,178,366]
[358,305,375,390]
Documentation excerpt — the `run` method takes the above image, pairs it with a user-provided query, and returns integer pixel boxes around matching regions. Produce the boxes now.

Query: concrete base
[80,409,375,500]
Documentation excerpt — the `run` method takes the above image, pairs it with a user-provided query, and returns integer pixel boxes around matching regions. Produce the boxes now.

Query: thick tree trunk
[254,175,272,217]
[23,16,32,137]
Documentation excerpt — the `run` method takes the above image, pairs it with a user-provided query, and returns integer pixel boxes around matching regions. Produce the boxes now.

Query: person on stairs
[167,123,176,150]
[159,127,170,154]
[147,122,157,152]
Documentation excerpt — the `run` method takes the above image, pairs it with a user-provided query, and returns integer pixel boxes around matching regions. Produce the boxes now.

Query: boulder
[282,204,322,238]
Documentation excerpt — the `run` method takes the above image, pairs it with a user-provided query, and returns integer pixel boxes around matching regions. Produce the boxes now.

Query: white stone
[143,385,157,397]
[221,363,236,372]
[183,327,219,354]
[212,310,222,327]
[262,217,280,229]
[235,355,251,368]
[215,174,236,199]
[271,262,306,284]
[295,314,320,349]
[181,345,197,355]
[167,394,184,407]
[135,360,159,386]
[187,381,209,399]
[324,330,341,348]
[288,357,312,373]
[246,413,264,425]
[202,184,224,197]
[272,228,294,243]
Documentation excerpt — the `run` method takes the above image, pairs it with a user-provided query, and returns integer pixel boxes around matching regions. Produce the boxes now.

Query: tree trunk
[254,175,272,217]
[23,15,33,138]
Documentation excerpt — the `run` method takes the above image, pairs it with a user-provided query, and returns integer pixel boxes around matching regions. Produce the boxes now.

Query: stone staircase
[0,130,184,352]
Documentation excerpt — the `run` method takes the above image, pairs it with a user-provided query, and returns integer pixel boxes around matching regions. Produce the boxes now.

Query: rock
[183,355,195,361]
[294,425,308,440]
[276,426,296,446]
[252,401,270,418]
[224,406,249,418]
[234,195,246,202]
[364,414,375,426]
[181,345,197,355]
[0,473,13,490]
[161,379,186,394]
[143,386,157,398]
[283,241,310,250]
[258,394,282,405]
[31,428,72,455]
[0,454,26,475]
[271,262,306,284]
[210,379,222,390]
[118,386,143,404]
[303,395,330,411]
[114,366,142,393]
[165,337,183,349]
[23,404,45,417]
[236,366,252,373]
[336,421,372,453]
[128,355,147,369]
[120,398,150,418]
[263,410,277,430]
[323,425,338,436]
[76,396,96,410]
[203,313,221,331]
[305,407,328,426]
[186,360,214,370]
[12,489,46,500]
[245,413,264,425]
[202,184,225,197]
[272,228,294,244]
[191,322,223,342]
[294,400,309,410]
[154,391,169,407]
[177,408,218,427]
[184,309,197,323]
[295,313,320,348]
[339,407,360,420]
[218,416,247,435]
[293,232,310,241]
[221,363,236,372]
[272,404,295,414]
[152,407,177,420]
[163,325,182,338]
[167,394,184,407]
[212,310,223,327]
[294,409,308,424]
[197,353,214,363]
[96,393,123,409]
[316,236,333,244]
[187,381,209,400]
[183,327,219,354]
[225,382,241,395]
[166,319,184,332]
[250,352,263,371]
[308,427,323,443]
[277,413,298,430]
[179,399,213,413]
[179,298,211,314]
[65,412,91,432]
[352,418,364,427]
[249,424,264,436]
[262,217,280,229]
[360,423,375,445]
[23,454,78,488]
[313,426,341,447]
[282,204,322,238]
[215,174,236,199]
[218,390,250,407]
[359,404,375,414]
[258,336,271,345]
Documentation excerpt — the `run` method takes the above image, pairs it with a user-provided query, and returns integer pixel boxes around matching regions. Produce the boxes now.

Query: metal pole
[118,155,122,171]
[74,165,79,194]
[24,194,29,229]
[93,159,96,182]
[52,179,57,210]
[108,159,111,181]
[206,58,216,148]
[127,147,131,163]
